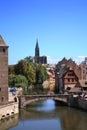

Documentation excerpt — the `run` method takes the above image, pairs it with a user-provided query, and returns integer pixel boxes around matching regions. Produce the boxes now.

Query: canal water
[0,99,87,130]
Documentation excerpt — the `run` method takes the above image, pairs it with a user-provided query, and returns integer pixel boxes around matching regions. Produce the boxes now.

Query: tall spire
[36,39,39,49]
[35,39,40,57]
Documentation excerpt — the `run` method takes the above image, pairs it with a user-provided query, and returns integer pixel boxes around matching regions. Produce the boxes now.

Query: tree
[14,59,36,86]
[24,56,35,64]
[14,60,28,75]
[26,64,36,85]
[35,64,47,84]
[8,65,15,75]
[9,74,16,87]
[9,74,28,92]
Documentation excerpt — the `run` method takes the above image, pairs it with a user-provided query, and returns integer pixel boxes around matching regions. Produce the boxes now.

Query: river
[0,99,87,130]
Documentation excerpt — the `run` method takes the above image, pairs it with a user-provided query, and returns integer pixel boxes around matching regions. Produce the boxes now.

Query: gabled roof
[0,35,8,47]
[63,67,78,78]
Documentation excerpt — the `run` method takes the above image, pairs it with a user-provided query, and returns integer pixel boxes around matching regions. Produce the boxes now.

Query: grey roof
[0,35,8,47]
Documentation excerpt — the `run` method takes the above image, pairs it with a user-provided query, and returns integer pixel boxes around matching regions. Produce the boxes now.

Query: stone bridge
[18,94,68,108]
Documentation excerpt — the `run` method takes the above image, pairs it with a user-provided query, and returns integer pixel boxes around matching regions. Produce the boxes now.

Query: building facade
[55,58,82,93]
[63,68,81,90]
[35,40,47,64]
[47,69,55,91]
[79,57,87,91]
[80,57,87,80]
[0,35,8,105]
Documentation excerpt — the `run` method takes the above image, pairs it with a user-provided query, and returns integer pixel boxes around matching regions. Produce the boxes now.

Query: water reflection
[36,99,56,112]
[2,99,87,130]
[0,114,18,130]
[10,106,87,130]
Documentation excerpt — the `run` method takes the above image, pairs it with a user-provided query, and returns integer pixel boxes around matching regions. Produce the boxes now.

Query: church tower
[35,39,40,57]
[0,35,8,105]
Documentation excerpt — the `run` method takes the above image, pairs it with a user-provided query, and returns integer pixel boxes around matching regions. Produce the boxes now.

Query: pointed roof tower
[0,35,8,48]
[36,39,39,49]
[0,35,9,104]
[35,39,40,57]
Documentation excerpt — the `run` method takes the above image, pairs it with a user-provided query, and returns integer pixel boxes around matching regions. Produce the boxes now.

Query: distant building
[57,57,81,79]
[35,40,47,64]
[55,58,82,93]
[80,57,87,80]
[0,35,9,105]
[47,69,55,91]
[79,57,87,91]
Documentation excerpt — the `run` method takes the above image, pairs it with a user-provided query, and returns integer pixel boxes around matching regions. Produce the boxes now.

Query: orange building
[47,69,55,91]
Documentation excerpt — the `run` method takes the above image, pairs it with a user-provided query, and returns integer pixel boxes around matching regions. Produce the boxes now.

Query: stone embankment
[0,91,19,120]
[0,102,19,120]
[67,94,87,111]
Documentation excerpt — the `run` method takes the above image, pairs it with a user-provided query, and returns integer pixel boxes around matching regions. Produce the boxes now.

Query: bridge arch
[18,94,68,108]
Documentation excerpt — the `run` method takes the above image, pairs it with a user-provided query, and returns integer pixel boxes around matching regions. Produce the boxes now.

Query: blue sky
[0,0,87,65]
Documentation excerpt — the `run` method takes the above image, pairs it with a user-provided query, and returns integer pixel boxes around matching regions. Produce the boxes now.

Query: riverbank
[68,94,87,110]
[54,94,87,112]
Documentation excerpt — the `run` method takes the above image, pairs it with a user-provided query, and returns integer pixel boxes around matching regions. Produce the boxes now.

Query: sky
[0,0,87,65]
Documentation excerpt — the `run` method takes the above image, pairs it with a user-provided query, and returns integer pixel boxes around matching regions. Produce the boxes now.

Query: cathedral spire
[35,39,40,57]
[36,39,39,49]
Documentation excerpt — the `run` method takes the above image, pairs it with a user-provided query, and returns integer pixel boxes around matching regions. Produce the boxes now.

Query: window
[68,72,74,76]
[83,70,85,73]
[68,79,70,82]
[72,79,74,82]
[1,97,4,102]
[85,82,87,85]
[75,78,78,82]
[3,48,5,53]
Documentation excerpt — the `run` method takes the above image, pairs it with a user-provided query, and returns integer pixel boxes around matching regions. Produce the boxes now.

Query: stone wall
[0,114,18,130]
[0,102,19,120]
[78,98,87,110]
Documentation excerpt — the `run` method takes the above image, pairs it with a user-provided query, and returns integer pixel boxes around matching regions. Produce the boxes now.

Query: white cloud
[78,56,87,59]
[73,56,87,64]
[47,56,59,64]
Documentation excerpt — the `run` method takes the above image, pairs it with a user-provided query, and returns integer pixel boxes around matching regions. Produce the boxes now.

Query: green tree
[26,64,36,85]
[8,65,15,75]
[35,64,47,84]
[14,59,35,85]
[9,74,16,87]
[9,74,28,92]
[14,60,27,75]
[24,56,35,64]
